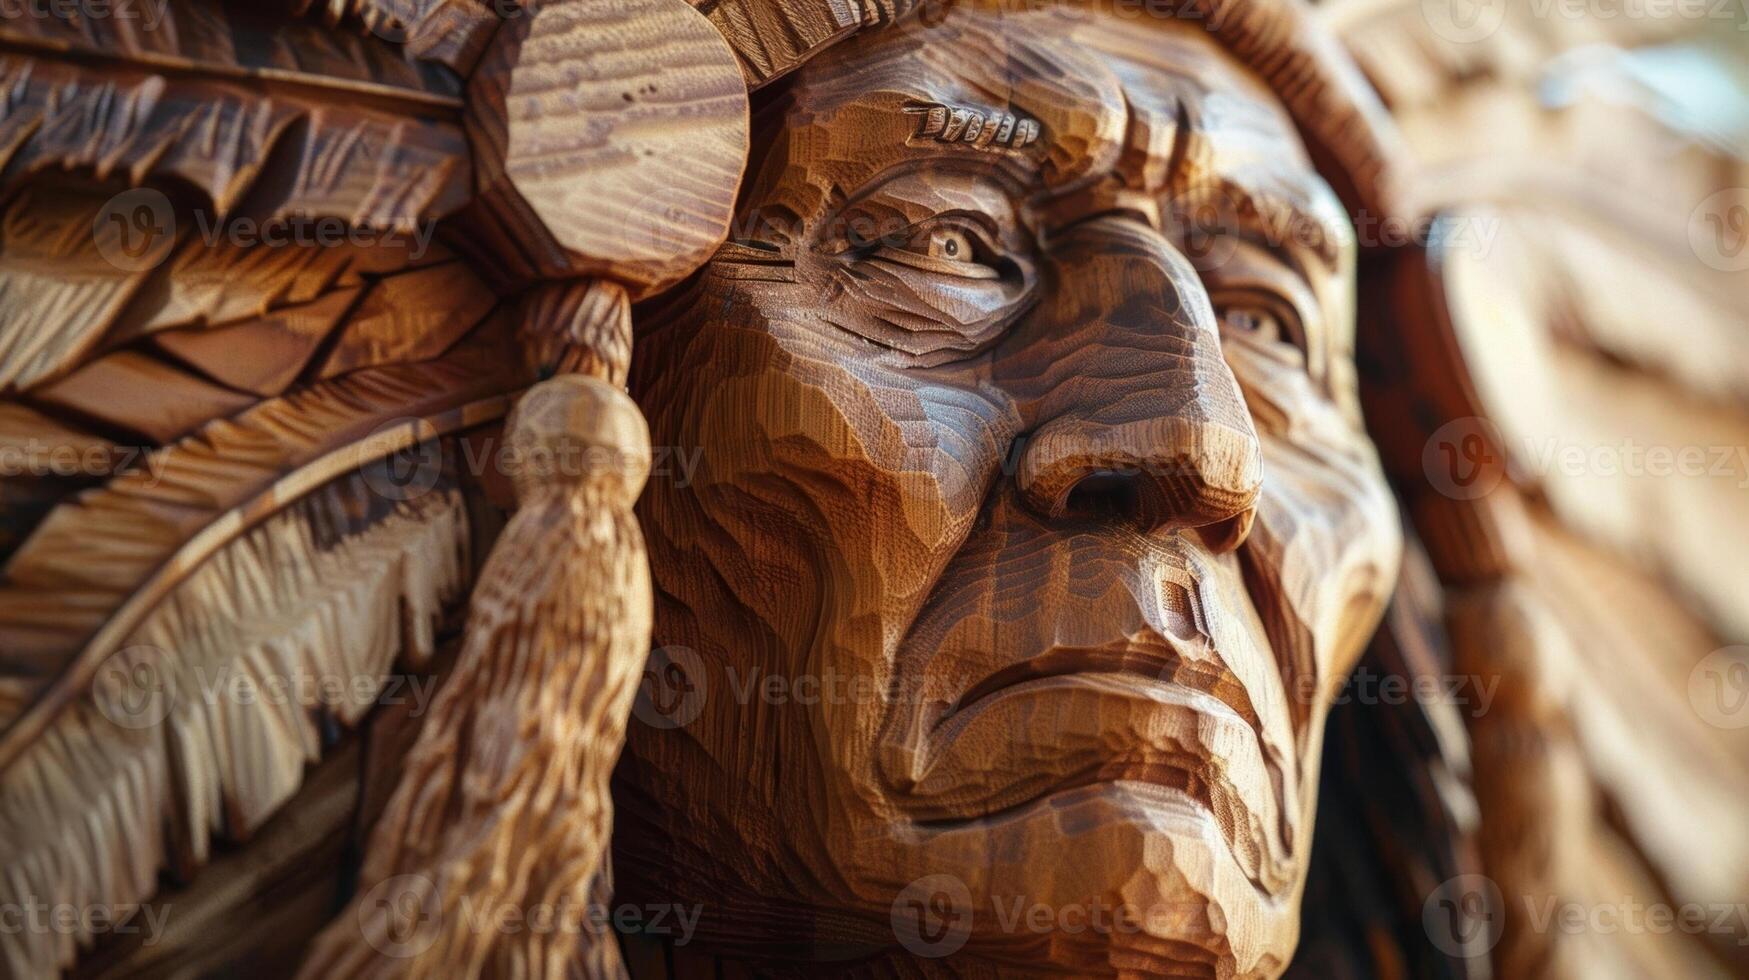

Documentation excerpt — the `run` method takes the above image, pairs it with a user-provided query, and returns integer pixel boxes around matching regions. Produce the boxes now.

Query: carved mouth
[899,639,1295,894]
[938,641,1262,735]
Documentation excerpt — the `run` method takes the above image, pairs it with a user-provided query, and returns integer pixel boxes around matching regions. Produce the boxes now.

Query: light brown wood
[2,0,1741,977]
[1333,0,1749,973]
[462,0,751,295]
[615,8,1400,976]
[298,284,655,978]
[0,0,753,967]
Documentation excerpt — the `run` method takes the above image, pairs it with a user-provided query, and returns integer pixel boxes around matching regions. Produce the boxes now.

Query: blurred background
[1289,1,1749,976]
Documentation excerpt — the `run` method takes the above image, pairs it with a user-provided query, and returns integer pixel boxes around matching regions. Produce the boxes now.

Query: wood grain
[299,287,653,979]
[462,0,750,295]
[614,9,1399,977]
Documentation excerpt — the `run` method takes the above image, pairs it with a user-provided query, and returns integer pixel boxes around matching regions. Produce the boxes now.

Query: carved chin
[849,512,1311,974]
[863,781,1302,976]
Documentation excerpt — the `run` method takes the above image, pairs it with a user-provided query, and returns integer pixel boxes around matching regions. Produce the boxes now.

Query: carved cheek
[677,303,1015,668]
[1243,374,1401,707]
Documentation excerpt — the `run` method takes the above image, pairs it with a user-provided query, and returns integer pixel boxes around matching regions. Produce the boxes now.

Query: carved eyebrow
[1135,100,1345,274]
[904,101,1041,150]
[1228,184,1346,275]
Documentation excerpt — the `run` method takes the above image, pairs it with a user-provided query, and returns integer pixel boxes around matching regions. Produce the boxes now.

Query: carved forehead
[1072,15,1312,191]
[766,8,1332,225]
[1075,13,1352,267]
[776,8,1129,194]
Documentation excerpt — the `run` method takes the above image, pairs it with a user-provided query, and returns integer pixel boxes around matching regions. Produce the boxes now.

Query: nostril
[1062,471,1147,522]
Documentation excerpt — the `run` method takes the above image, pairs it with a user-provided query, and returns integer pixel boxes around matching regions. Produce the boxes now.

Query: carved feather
[0,472,472,979]
[0,0,473,398]
[0,295,527,978]
[287,0,503,74]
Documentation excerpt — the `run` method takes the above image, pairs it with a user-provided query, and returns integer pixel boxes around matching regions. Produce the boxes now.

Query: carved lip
[902,641,1292,893]
[938,641,1263,734]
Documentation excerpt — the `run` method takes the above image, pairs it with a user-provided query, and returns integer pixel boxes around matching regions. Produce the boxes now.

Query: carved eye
[1218,302,1308,358]
[861,219,1002,280]
[927,226,975,262]
[1223,307,1274,338]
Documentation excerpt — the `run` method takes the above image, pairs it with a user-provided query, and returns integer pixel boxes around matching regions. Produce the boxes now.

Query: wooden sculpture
[0,0,1740,977]
[613,6,1401,976]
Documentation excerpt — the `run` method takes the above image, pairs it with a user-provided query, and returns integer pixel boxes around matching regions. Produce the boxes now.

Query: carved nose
[1006,215,1262,551]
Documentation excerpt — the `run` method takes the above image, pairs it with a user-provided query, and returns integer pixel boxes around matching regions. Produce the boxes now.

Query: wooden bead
[465,0,751,296]
[506,374,652,506]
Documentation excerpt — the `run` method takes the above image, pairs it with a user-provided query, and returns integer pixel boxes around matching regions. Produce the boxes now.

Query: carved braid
[295,0,750,967]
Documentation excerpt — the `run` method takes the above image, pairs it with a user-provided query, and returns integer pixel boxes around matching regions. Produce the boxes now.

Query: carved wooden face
[623,7,1401,975]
